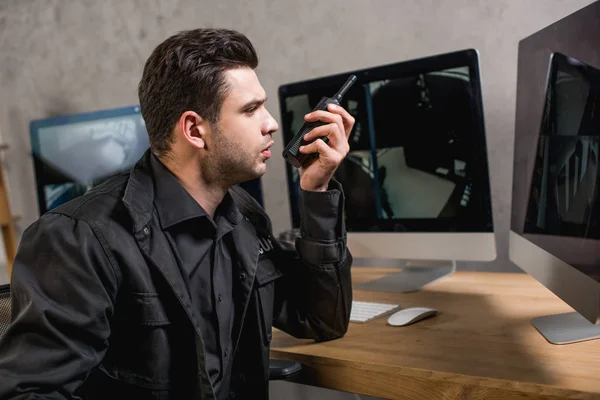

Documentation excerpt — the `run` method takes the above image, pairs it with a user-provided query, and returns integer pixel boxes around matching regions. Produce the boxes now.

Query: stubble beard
[203,124,265,187]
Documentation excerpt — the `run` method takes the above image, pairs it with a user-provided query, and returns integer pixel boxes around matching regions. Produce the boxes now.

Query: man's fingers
[305,105,355,139]
[302,123,350,159]
[305,112,345,149]
[304,110,344,128]
[326,103,355,138]
[299,138,347,168]
[301,104,354,163]
[299,137,334,157]
[303,123,340,145]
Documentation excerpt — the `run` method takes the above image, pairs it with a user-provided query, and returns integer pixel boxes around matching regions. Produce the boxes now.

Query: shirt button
[224,350,229,358]
[218,294,223,302]
[239,272,247,281]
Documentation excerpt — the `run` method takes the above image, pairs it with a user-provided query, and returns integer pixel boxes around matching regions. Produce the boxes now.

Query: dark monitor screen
[30,105,264,214]
[278,49,493,233]
[521,52,600,277]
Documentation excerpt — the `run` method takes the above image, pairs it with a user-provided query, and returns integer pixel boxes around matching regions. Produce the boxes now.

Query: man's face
[205,67,279,185]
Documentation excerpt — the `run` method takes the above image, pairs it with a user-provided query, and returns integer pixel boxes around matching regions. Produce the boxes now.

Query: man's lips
[262,141,274,157]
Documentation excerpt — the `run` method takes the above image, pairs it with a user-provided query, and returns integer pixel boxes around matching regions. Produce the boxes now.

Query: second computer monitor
[30,105,266,215]
[278,49,495,268]
[30,106,150,214]
[510,1,600,344]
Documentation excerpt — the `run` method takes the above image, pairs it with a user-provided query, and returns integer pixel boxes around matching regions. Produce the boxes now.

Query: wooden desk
[270,267,600,399]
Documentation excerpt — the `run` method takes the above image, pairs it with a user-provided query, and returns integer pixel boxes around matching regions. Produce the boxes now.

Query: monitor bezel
[509,0,600,326]
[515,51,600,266]
[277,49,494,233]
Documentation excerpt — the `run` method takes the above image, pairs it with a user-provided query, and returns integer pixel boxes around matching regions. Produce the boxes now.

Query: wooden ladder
[0,144,18,281]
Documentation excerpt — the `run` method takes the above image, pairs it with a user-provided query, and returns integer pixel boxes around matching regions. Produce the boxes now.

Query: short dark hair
[138,28,258,157]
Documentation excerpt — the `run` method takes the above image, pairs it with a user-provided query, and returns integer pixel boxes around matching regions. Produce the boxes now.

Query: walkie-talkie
[282,75,357,168]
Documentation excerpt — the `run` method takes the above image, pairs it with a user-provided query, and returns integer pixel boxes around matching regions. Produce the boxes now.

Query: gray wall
[0,0,596,270]
[0,0,596,397]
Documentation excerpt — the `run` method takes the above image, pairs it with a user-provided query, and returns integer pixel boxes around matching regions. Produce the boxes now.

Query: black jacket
[0,152,353,399]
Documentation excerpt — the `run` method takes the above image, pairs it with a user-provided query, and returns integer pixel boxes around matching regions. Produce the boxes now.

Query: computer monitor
[510,1,600,344]
[278,49,495,292]
[30,105,265,215]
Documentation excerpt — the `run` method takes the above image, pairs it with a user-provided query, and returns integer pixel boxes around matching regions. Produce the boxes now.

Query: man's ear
[179,111,207,149]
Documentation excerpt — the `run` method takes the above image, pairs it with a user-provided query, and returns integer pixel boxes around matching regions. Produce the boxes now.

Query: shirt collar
[150,153,242,230]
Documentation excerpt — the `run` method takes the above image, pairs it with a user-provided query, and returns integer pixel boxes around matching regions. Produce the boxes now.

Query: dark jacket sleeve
[272,179,353,342]
[0,213,119,399]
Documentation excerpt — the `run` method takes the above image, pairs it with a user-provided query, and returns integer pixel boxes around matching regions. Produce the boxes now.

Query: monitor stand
[356,260,456,293]
[531,312,600,344]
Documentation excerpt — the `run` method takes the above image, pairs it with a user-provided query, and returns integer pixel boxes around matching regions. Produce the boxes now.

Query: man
[0,28,353,399]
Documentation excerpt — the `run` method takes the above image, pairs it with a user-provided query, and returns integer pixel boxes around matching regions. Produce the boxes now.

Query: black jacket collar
[149,152,242,231]
[123,150,270,235]
[122,150,156,234]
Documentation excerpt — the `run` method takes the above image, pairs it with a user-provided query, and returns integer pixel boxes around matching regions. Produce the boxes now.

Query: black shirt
[151,155,243,398]
[150,154,343,398]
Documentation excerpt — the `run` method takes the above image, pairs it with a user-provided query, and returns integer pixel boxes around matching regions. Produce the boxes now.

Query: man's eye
[245,108,257,114]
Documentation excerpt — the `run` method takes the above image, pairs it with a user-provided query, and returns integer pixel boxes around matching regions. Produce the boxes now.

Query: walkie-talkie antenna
[334,75,358,102]
[282,73,358,168]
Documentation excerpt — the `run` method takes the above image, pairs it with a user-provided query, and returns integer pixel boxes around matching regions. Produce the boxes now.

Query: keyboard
[350,300,401,323]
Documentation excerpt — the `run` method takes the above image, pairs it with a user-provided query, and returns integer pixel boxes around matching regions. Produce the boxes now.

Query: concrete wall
[1,1,596,279]
[0,0,596,397]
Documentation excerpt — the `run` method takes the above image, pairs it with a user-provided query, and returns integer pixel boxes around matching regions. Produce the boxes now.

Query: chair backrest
[0,284,10,338]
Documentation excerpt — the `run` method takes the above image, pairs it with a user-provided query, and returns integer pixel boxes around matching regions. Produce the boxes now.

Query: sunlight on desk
[271,267,600,400]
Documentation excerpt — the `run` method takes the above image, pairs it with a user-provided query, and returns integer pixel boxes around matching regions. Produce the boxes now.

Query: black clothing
[0,150,353,400]
[151,154,241,398]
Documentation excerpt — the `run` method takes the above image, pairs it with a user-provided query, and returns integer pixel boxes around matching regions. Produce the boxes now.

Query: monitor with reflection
[30,105,264,215]
[279,49,495,292]
[510,0,600,345]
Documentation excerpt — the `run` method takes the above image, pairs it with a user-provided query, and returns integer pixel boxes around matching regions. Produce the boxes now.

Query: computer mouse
[387,307,438,327]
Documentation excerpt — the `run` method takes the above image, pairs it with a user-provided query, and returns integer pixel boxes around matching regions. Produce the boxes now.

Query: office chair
[269,359,302,380]
[0,284,10,339]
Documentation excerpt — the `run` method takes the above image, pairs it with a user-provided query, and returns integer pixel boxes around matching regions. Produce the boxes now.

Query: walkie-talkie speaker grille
[287,137,302,156]
[0,285,11,339]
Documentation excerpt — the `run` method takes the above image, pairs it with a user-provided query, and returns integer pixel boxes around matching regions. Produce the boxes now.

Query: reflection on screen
[282,66,487,232]
[33,114,150,212]
[32,110,267,214]
[525,53,600,240]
